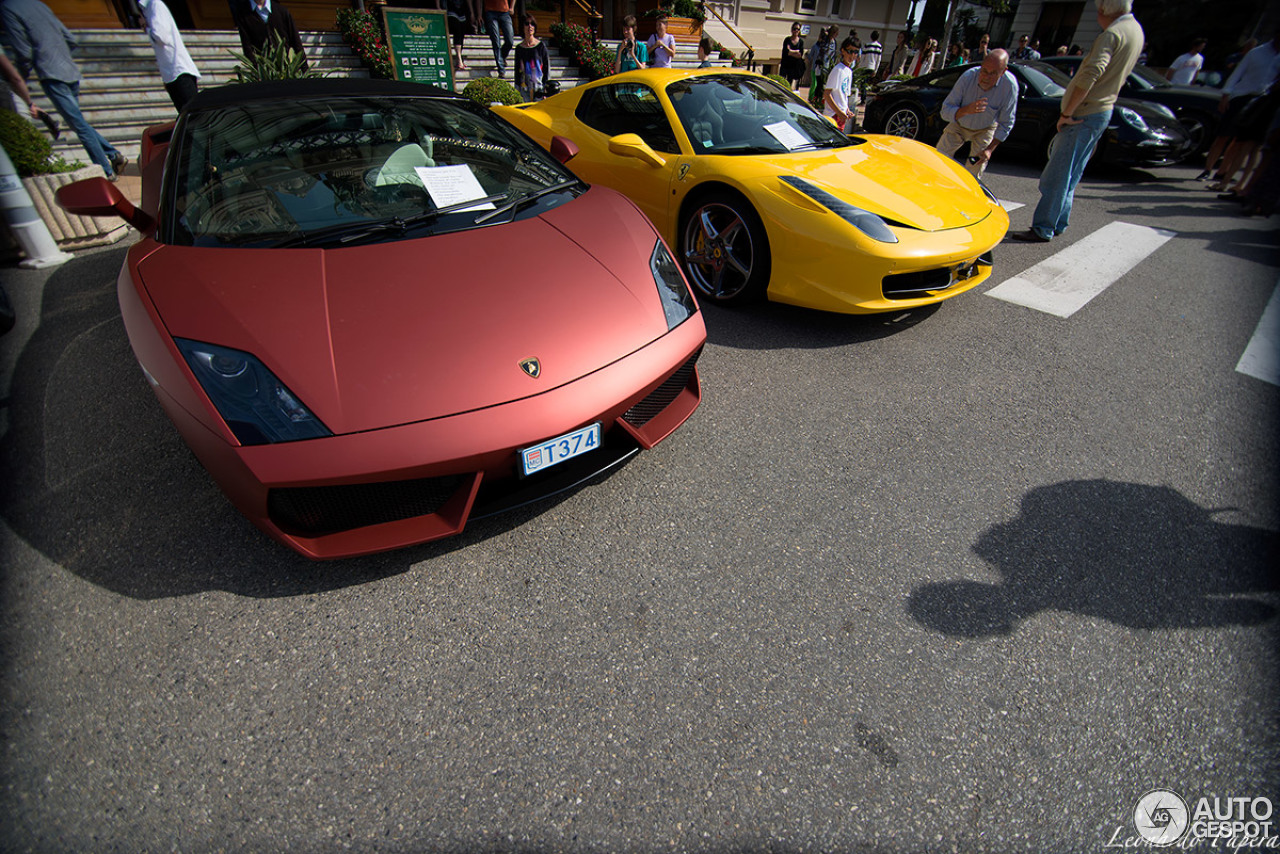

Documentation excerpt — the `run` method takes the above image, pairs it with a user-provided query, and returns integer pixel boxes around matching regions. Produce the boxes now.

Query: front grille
[883,253,991,299]
[622,349,701,428]
[268,474,466,537]
[883,268,953,297]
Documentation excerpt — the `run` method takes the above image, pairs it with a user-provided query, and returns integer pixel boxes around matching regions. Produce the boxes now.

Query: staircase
[39,29,594,164]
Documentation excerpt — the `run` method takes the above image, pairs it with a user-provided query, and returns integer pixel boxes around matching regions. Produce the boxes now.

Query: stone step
[36,29,592,163]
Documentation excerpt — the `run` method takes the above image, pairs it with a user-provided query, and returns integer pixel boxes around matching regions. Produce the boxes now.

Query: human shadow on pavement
[908,479,1280,637]
[0,250,617,600]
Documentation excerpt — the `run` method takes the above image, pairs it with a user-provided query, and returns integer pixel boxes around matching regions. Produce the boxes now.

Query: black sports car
[863,60,1194,168]
[1039,56,1221,152]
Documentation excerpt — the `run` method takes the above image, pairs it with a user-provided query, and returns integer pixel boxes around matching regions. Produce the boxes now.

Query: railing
[561,0,604,41]
[699,2,755,69]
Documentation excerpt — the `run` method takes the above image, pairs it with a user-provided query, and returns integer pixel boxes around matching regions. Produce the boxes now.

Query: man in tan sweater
[1013,0,1144,242]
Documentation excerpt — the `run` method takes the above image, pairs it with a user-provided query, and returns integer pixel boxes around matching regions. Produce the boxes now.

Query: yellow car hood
[765,135,994,232]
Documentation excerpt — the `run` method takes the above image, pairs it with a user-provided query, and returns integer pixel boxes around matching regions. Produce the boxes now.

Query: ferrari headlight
[651,240,697,330]
[779,175,898,244]
[175,338,332,446]
[1118,107,1150,133]
[976,177,1000,205]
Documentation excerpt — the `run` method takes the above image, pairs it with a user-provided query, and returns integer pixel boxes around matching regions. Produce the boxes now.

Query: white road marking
[986,221,1175,317]
[999,200,1024,212]
[1236,280,1280,386]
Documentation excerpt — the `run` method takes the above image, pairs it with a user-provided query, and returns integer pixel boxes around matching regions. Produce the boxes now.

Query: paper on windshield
[414,164,497,211]
[763,121,809,150]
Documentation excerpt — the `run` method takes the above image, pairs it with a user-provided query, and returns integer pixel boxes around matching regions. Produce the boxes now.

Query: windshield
[665,75,854,154]
[168,95,580,248]
[1129,64,1170,89]
[1016,62,1069,98]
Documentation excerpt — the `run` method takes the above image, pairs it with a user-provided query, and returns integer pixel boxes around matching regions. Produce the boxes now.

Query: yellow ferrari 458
[495,68,1010,314]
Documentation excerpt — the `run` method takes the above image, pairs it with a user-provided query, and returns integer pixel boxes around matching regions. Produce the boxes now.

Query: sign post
[380,7,455,90]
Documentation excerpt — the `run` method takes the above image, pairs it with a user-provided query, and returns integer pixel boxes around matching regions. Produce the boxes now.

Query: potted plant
[0,109,126,249]
[637,0,704,39]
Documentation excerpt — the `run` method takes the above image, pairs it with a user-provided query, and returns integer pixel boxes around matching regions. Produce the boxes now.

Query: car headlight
[779,175,898,244]
[650,240,697,330]
[976,177,1000,205]
[1118,107,1150,133]
[175,338,332,446]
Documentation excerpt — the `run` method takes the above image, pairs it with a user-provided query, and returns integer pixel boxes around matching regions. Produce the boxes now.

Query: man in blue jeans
[1,0,126,180]
[483,0,515,78]
[1012,0,1144,243]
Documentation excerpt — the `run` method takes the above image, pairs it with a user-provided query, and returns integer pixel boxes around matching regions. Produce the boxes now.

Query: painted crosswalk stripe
[986,221,1175,317]
[999,200,1025,212]
[1236,280,1280,386]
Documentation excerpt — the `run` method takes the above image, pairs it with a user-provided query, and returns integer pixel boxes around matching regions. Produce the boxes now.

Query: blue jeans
[40,79,120,178]
[1031,108,1110,240]
[484,10,513,74]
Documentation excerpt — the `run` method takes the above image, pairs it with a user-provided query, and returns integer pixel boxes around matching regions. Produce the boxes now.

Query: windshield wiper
[276,193,509,248]
[790,138,853,151]
[472,179,582,224]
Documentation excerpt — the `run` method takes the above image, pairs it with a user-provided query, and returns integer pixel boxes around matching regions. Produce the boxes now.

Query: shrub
[462,77,523,106]
[336,8,394,79]
[232,32,323,82]
[765,73,790,89]
[550,22,614,81]
[0,109,82,177]
[852,67,874,98]
[642,0,706,22]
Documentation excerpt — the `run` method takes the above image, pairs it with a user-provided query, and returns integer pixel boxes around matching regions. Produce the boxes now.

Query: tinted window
[574,84,680,153]
[1015,62,1069,98]
[925,67,969,89]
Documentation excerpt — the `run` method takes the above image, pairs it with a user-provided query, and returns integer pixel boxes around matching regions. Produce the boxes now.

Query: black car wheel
[884,104,925,139]
[679,191,771,305]
[1178,111,1213,153]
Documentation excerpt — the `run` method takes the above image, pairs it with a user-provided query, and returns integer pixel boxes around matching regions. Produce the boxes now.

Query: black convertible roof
[185,77,460,112]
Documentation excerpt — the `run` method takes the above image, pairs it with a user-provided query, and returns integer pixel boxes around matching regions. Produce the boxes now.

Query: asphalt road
[1,159,1277,853]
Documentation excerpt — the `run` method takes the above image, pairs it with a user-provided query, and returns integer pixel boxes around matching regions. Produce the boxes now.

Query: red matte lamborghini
[56,79,705,559]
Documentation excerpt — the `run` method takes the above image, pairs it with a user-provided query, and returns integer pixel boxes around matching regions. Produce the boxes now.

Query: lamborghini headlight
[175,338,332,446]
[780,176,898,244]
[651,240,697,329]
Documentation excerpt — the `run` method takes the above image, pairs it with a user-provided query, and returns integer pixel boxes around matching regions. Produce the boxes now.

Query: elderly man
[935,48,1016,176]
[1013,0,1143,242]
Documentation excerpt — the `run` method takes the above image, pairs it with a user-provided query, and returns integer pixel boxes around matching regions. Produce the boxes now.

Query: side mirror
[55,177,155,233]
[608,133,666,168]
[550,135,579,164]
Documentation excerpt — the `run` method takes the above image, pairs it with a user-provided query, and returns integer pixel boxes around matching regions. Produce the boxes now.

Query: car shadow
[907,479,1280,637]
[700,299,942,351]
[0,249,622,600]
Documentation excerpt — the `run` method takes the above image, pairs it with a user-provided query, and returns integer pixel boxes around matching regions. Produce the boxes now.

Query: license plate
[519,422,601,476]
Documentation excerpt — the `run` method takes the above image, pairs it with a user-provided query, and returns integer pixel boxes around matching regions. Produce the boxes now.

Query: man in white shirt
[137,0,200,110]
[858,30,882,73]
[1165,38,1205,85]
[823,38,858,132]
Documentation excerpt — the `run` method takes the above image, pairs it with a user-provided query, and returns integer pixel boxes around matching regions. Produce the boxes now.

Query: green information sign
[381,7,455,90]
